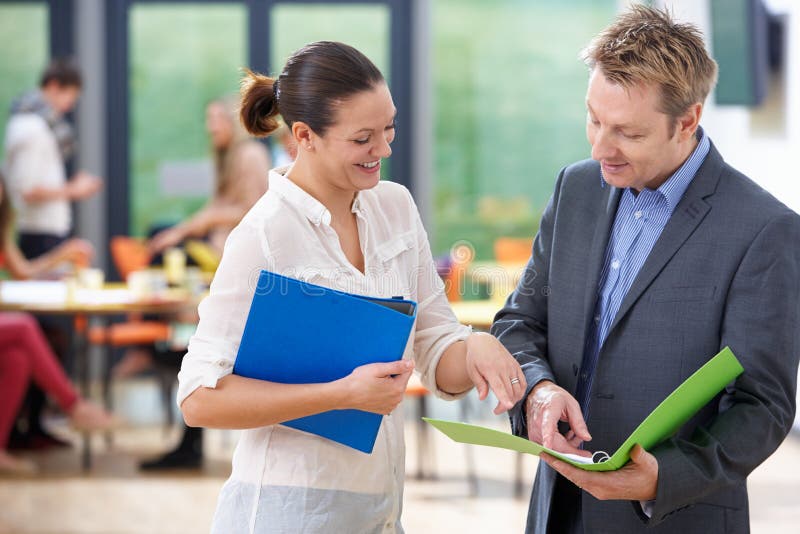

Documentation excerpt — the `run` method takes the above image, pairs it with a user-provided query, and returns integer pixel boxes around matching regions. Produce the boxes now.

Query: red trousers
[0,313,79,449]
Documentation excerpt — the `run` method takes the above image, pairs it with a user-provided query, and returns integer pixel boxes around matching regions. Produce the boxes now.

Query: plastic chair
[444,243,474,302]
[493,237,533,263]
[405,377,435,480]
[88,236,174,436]
[109,236,152,280]
[405,376,478,495]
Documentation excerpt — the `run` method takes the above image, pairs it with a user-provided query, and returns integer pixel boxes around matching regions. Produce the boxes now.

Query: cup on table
[185,266,206,296]
[127,270,151,299]
[164,247,187,287]
[127,269,168,299]
[78,267,105,290]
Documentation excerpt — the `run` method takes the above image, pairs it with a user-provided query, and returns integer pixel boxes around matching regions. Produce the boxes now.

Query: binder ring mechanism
[591,450,610,464]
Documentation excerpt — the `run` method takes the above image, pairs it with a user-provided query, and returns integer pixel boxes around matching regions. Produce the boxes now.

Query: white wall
[664,0,800,214]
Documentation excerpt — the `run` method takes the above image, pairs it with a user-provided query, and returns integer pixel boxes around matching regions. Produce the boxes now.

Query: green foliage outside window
[0,5,48,158]
[432,0,615,259]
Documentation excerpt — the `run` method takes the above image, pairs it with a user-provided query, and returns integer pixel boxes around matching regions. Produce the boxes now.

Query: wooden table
[0,281,199,470]
[466,260,526,302]
[450,299,501,330]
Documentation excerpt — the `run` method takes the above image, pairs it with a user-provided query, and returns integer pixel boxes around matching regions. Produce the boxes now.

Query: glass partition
[431,0,616,259]
[129,3,246,236]
[0,4,48,147]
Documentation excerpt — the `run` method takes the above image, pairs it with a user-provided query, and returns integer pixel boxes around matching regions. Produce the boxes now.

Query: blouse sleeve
[176,215,272,406]
[403,188,472,400]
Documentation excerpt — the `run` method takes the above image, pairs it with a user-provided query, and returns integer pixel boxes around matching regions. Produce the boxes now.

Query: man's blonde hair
[582,5,718,120]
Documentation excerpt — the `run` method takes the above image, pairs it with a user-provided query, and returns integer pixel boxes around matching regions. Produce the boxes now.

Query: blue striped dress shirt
[574,128,710,415]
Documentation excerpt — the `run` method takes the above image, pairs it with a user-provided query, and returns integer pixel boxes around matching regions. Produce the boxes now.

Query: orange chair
[444,243,474,302]
[405,376,478,494]
[109,236,152,280]
[405,377,434,480]
[493,237,533,263]
[89,236,168,349]
[89,237,173,435]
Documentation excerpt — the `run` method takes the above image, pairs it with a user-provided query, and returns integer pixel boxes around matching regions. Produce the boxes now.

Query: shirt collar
[655,126,709,214]
[268,165,366,225]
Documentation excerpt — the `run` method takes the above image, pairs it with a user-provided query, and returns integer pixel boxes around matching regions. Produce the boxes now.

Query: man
[3,58,102,259]
[2,58,102,449]
[492,6,800,533]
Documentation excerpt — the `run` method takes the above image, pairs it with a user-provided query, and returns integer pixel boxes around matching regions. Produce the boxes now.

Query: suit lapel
[607,144,725,336]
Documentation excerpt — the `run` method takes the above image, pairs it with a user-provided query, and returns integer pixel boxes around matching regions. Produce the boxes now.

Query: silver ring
[510,377,521,385]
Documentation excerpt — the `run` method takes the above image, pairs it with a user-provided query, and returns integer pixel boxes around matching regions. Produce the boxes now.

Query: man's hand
[541,444,658,501]
[67,171,103,200]
[526,380,591,455]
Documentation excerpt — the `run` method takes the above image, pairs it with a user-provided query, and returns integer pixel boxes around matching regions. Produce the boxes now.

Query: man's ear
[677,103,702,142]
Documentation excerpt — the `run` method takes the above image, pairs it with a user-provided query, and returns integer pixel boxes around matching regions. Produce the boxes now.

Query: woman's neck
[286,160,357,223]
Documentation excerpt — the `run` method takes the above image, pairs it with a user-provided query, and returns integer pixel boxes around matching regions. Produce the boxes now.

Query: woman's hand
[465,332,527,414]
[338,359,415,415]
[56,238,94,268]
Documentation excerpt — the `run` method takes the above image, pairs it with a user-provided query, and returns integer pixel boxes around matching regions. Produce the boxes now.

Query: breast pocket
[649,286,716,303]
[372,231,416,297]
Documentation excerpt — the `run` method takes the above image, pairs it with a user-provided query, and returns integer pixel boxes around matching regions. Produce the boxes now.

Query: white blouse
[177,166,471,533]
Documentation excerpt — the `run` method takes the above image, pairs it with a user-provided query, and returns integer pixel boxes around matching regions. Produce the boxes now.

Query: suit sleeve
[490,170,565,438]
[648,210,800,524]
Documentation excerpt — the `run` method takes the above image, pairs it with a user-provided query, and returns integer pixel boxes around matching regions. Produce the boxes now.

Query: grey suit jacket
[491,144,800,534]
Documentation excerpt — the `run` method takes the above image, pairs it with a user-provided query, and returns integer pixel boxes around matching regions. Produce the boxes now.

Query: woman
[0,174,115,475]
[178,41,527,532]
[148,96,271,255]
[0,174,93,279]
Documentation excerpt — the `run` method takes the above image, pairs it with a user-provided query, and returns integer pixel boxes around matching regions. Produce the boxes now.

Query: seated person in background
[148,96,271,256]
[0,174,113,475]
[0,172,97,453]
[0,312,116,475]
[2,59,102,450]
[135,97,270,471]
[270,118,298,168]
[0,174,93,279]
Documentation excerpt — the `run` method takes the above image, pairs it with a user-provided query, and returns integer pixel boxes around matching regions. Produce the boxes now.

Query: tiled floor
[1,382,798,533]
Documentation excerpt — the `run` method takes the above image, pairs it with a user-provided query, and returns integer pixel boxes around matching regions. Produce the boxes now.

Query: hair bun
[239,68,281,137]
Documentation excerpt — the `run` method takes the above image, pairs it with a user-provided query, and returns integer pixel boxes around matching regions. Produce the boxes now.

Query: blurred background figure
[2,58,102,261]
[0,173,93,279]
[147,96,270,256]
[0,172,112,476]
[0,313,116,476]
[270,118,298,168]
[1,59,102,451]
[124,96,270,471]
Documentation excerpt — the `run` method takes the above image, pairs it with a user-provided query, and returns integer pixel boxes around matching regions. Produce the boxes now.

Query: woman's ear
[292,121,316,152]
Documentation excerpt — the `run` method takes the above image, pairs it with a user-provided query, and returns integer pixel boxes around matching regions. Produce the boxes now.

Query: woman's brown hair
[239,41,384,138]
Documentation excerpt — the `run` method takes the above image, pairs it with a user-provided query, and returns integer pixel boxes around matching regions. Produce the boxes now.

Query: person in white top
[177,41,527,533]
[2,59,103,451]
[3,59,102,255]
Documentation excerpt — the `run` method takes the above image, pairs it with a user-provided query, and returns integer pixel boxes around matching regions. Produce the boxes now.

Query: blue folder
[233,270,417,453]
